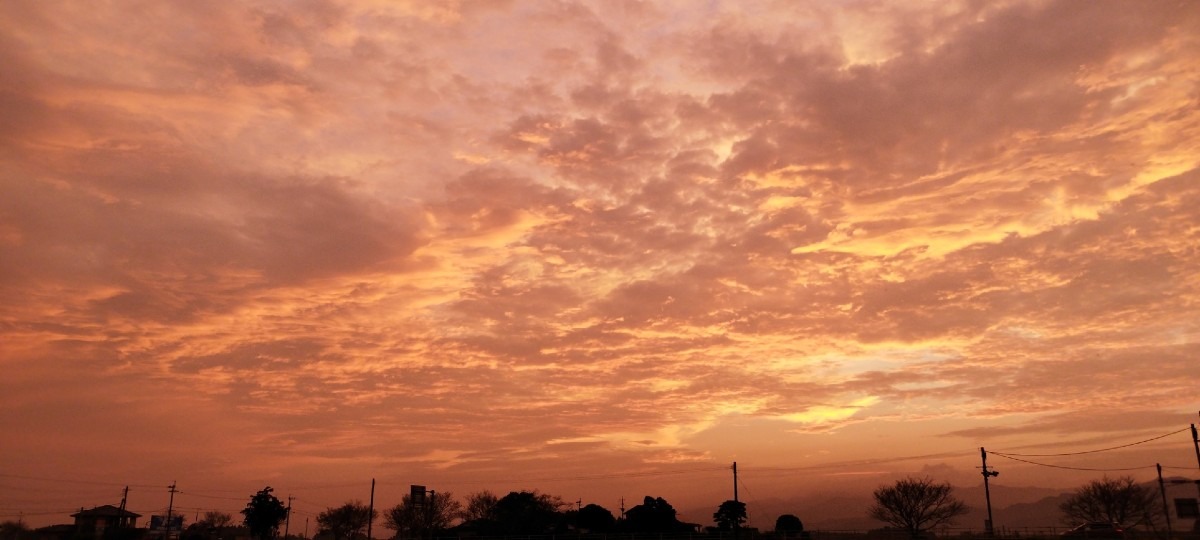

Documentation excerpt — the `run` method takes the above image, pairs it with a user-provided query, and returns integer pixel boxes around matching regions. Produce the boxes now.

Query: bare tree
[202,512,234,529]
[385,492,461,538]
[868,477,968,539]
[1060,476,1157,529]
[459,491,498,523]
[317,501,376,540]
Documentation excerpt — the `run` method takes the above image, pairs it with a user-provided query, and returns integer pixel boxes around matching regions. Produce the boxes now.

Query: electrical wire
[437,465,730,485]
[989,427,1190,457]
[747,448,978,473]
[0,473,162,489]
[989,453,1155,472]
[736,475,756,526]
[3,427,1192,522]
[0,510,82,517]
[176,491,247,502]
[266,480,367,490]
[1158,465,1200,471]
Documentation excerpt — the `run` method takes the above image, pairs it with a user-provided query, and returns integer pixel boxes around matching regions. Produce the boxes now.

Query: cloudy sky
[2,0,1199,530]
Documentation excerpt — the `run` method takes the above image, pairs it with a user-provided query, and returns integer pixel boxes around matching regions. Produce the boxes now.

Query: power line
[747,448,978,473]
[989,453,1155,472]
[0,510,83,517]
[4,426,1192,523]
[990,427,1189,457]
[176,491,246,502]
[0,473,161,489]
[439,465,729,485]
[270,480,371,490]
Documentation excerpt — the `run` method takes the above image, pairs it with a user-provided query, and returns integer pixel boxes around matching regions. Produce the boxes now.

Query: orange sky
[2,0,1199,532]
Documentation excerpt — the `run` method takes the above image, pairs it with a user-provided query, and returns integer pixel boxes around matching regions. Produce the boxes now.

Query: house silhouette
[72,505,141,538]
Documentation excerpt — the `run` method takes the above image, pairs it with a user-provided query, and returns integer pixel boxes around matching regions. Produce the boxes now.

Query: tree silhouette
[316,501,376,540]
[624,496,688,533]
[487,491,563,535]
[242,487,289,540]
[385,491,460,538]
[202,512,234,529]
[1060,476,1157,529]
[459,491,498,524]
[868,477,968,539]
[713,500,747,531]
[182,512,235,540]
[775,514,804,537]
[0,521,31,540]
[571,504,616,533]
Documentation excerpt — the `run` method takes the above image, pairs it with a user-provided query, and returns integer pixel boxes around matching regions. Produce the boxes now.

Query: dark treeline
[213,487,792,540]
[5,474,1178,540]
[301,490,768,540]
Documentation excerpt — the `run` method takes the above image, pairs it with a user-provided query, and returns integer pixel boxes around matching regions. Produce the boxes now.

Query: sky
[2,0,1199,532]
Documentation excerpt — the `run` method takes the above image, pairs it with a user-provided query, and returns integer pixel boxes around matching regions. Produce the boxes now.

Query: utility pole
[620,497,625,519]
[118,486,129,529]
[304,518,308,540]
[732,462,739,502]
[1157,464,1173,538]
[165,482,178,540]
[367,479,375,540]
[1192,423,1200,500]
[427,490,435,540]
[284,496,294,539]
[732,462,740,540]
[980,448,999,536]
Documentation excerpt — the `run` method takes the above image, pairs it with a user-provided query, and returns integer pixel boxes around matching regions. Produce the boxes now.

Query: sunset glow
[2,0,1199,532]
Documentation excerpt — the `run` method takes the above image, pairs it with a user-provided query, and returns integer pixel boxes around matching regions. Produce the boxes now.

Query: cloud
[2,0,1199,527]
[775,396,881,426]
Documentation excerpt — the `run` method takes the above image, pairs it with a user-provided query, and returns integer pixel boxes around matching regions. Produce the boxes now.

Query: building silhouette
[71,505,141,539]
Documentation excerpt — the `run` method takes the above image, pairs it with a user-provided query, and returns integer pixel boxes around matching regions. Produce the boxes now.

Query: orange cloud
[2,0,1199,530]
